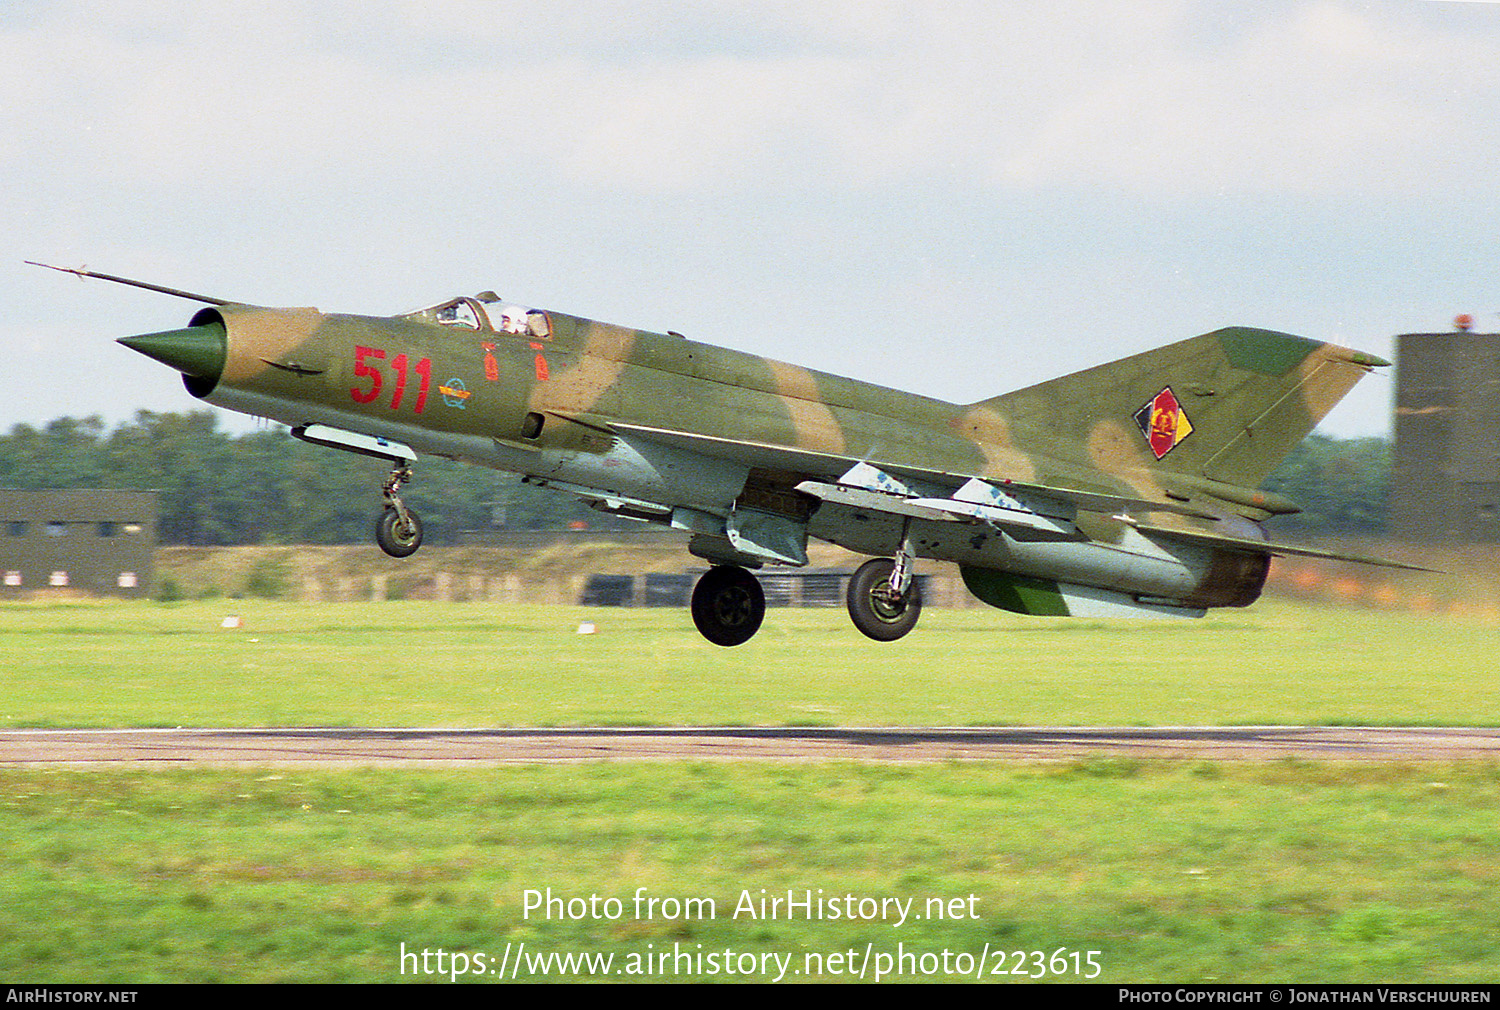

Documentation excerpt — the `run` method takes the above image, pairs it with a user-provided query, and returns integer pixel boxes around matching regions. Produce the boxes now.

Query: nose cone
[118,321,226,381]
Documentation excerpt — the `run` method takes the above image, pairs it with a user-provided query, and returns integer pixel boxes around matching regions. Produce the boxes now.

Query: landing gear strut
[375,462,423,558]
[846,557,922,641]
[691,565,765,647]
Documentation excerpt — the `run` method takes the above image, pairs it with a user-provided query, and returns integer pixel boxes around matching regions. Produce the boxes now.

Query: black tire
[691,565,765,647]
[375,507,423,558]
[846,557,921,641]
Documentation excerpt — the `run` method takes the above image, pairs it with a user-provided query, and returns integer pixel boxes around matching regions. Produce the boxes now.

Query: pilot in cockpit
[497,305,530,334]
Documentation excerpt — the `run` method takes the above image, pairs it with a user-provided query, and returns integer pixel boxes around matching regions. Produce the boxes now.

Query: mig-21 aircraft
[34,261,1405,646]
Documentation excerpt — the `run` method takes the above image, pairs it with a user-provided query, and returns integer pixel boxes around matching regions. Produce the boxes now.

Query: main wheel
[375,507,423,558]
[691,565,765,647]
[846,557,922,641]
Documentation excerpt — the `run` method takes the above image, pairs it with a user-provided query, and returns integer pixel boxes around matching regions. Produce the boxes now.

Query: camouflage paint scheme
[69,263,1395,642]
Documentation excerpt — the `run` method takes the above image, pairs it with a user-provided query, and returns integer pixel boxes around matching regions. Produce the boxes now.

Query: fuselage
[163,297,1263,615]
[23,255,1387,641]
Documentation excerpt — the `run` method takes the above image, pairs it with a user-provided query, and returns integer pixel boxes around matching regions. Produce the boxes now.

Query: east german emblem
[1133,387,1193,460]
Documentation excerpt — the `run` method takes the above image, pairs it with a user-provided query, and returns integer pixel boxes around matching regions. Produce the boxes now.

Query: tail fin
[980,327,1387,489]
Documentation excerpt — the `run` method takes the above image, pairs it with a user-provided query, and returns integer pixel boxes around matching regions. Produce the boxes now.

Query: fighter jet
[35,262,1403,645]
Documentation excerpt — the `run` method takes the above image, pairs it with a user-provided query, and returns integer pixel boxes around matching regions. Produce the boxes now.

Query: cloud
[995,2,1500,196]
[6,0,1498,442]
[7,0,1499,206]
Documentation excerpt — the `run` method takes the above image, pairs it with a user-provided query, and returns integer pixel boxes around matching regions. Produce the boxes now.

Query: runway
[1,725,1497,766]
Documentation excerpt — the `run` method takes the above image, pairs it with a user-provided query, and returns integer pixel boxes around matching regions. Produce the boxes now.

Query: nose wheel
[691,565,765,646]
[375,505,423,558]
[375,463,423,558]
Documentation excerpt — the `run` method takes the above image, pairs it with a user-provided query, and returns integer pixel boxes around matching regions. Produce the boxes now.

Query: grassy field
[2,597,1497,983]
[0,598,1495,727]
[2,762,1497,983]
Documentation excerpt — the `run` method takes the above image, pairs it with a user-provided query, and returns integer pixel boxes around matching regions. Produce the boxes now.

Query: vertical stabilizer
[978,327,1386,489]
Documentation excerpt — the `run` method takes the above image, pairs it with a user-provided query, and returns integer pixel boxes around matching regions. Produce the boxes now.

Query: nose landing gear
[289,424,424,559]
[375,462,423,558]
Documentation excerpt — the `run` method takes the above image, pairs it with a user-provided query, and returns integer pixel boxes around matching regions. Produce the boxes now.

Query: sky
[6,0,1500,439]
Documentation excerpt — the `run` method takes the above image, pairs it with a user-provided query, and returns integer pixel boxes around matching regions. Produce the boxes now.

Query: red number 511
[350,346,432,414]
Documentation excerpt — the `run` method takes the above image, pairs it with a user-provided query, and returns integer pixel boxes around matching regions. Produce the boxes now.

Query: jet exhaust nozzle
[117,321,227,383]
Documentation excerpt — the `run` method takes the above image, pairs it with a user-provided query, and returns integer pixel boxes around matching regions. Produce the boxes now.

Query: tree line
[0,413,1389,545]
[1259,434,1389,537]
[0,412,624,545]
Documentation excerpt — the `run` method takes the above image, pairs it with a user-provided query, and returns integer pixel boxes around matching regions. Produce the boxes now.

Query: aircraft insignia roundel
[1133,387,1193,460]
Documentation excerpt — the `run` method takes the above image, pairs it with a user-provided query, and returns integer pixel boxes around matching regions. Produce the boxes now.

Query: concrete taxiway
[1,725,1496,766]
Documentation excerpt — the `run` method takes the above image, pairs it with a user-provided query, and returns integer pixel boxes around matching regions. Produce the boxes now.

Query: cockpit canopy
[406,295,552,339]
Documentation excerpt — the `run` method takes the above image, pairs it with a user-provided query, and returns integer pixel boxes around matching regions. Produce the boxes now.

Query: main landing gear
[846,556,922,642]
[374,462,423,558]
[689,555,921,646]
[691,565,766,647]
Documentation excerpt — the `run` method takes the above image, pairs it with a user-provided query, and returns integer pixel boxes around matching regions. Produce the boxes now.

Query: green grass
[3,597,1498,983]
[0,599,1496,727]
[1,762,1496,983]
